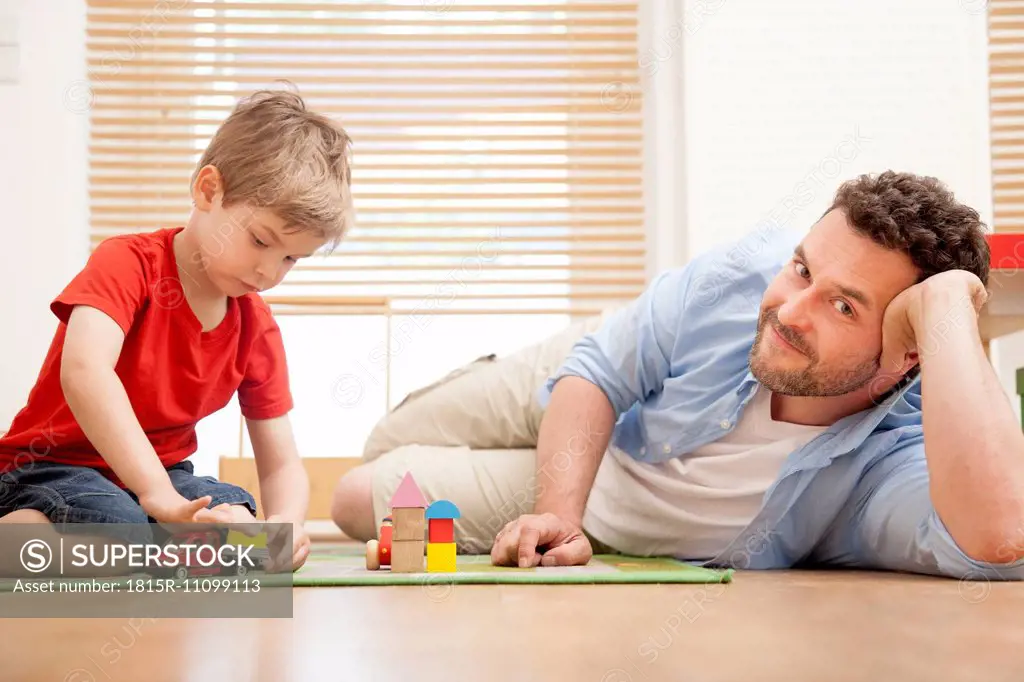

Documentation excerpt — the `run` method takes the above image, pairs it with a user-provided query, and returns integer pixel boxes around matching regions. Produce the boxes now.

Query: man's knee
[331,463,377,541]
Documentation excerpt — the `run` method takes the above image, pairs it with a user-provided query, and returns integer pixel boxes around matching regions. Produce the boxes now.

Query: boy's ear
[191,165,224,210]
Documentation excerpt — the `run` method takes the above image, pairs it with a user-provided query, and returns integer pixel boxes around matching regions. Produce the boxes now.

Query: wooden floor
[1,561,1023,681]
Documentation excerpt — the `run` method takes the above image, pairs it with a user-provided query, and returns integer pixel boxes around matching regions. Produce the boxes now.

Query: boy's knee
[1,462,150,527]
[0,509,50,524]
[331,463,376,541]
[57,495,154,546]
[75,503,149,526]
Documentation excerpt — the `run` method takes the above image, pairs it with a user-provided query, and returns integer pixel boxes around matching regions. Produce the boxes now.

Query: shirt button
[720,420,731,429]
[662,444,671,454]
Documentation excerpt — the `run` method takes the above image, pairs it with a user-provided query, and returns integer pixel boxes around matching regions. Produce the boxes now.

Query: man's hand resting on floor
[490,513,593,567]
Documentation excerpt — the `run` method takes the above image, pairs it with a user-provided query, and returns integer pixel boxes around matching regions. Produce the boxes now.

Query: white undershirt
[583,385,828,560]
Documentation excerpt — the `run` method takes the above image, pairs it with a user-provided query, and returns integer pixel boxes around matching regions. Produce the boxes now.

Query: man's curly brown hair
[825,171,990,287]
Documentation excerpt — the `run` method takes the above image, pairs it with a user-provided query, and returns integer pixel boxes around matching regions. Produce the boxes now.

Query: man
[332,171,1024,579]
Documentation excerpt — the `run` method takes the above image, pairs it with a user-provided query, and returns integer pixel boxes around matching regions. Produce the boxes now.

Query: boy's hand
[265,514,311,572]
[194,503,264,534]
[139,492,213,524]
[243,414,311,571]
[193,507,310,571]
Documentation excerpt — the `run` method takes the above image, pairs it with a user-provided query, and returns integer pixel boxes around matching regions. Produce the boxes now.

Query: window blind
[86,0,646,316]
[990,0,1024,233]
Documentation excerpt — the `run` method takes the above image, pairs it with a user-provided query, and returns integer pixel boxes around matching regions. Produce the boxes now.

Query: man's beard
[748,309,880,397]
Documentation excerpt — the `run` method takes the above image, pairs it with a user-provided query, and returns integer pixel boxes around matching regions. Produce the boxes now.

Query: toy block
[226,529,267,549]
[428,517,454,543]
[392,507,425,541]
[426,542,457,573]
[425,499,461,520]
[379,524,393,566]
[391,539,425,573]
[390,472,428,509]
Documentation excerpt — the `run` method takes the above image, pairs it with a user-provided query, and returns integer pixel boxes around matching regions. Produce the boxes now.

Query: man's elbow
[959,521,1024,564]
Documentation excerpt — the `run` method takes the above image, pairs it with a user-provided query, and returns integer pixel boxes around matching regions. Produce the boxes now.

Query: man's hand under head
[490,512,593,567]
[878,267,1024,562]
[879,269,988,378]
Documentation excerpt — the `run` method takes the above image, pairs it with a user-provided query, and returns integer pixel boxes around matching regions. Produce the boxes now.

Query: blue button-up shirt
[540,226,1024,580]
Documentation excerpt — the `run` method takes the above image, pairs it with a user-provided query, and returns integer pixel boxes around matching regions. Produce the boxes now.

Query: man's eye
[794,262,810,279]
[252,235,268,248]
[833,300,853,317]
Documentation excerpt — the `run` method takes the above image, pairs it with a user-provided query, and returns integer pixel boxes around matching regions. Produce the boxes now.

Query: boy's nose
[254,259,273,280]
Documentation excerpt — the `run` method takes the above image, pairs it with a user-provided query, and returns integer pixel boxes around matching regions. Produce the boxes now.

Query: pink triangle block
[390,471,428,509]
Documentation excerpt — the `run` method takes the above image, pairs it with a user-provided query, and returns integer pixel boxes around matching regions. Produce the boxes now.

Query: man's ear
[899,351,920,377]
[191,165,224,211]
[884,345,920,375]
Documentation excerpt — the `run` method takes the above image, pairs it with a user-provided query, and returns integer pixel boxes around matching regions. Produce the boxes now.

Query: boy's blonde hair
[193,86,354,248]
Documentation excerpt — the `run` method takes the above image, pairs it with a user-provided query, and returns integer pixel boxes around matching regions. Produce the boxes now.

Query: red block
[428,518,454,543]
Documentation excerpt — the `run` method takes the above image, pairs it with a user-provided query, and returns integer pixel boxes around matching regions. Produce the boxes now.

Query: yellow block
[226,530,267,549]
[426,542,457,573]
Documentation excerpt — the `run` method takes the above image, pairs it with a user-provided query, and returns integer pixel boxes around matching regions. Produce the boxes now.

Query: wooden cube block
[426,542,457,573]
[392,507,425,541]
[391,539,424,573]
[428,518,454,543]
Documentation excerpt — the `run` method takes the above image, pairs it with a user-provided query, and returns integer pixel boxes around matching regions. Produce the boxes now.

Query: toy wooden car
[163,529,225,580]
[365,516,392,570]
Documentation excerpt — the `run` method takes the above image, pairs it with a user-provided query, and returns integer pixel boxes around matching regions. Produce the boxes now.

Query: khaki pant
[364,311,616,555]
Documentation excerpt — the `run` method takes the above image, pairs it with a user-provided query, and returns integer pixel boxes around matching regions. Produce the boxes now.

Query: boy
[0,88,352,571]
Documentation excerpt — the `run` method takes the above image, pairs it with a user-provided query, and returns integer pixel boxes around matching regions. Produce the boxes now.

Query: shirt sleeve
[536,265,694,418]
[237,302,294,421]
[819,437,1024,580]
[50,236,151,334]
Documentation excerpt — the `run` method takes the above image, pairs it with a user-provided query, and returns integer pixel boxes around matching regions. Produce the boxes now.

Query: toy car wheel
[366,540,380,570]
[236,564,248,577]
[174,566,189,580]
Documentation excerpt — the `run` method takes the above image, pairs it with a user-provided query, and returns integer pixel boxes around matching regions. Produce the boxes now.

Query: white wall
[0,0,88,429]
[669,0,1021,418]
[679,0,992,251]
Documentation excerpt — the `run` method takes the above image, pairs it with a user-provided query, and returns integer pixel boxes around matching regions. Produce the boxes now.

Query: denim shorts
[0,459,256,528]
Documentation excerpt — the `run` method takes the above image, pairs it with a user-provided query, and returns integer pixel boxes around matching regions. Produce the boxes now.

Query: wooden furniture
[219,456,361,522]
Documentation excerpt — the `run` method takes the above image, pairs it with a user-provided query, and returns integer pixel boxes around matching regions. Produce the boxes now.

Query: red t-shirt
[0,227,293,484]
